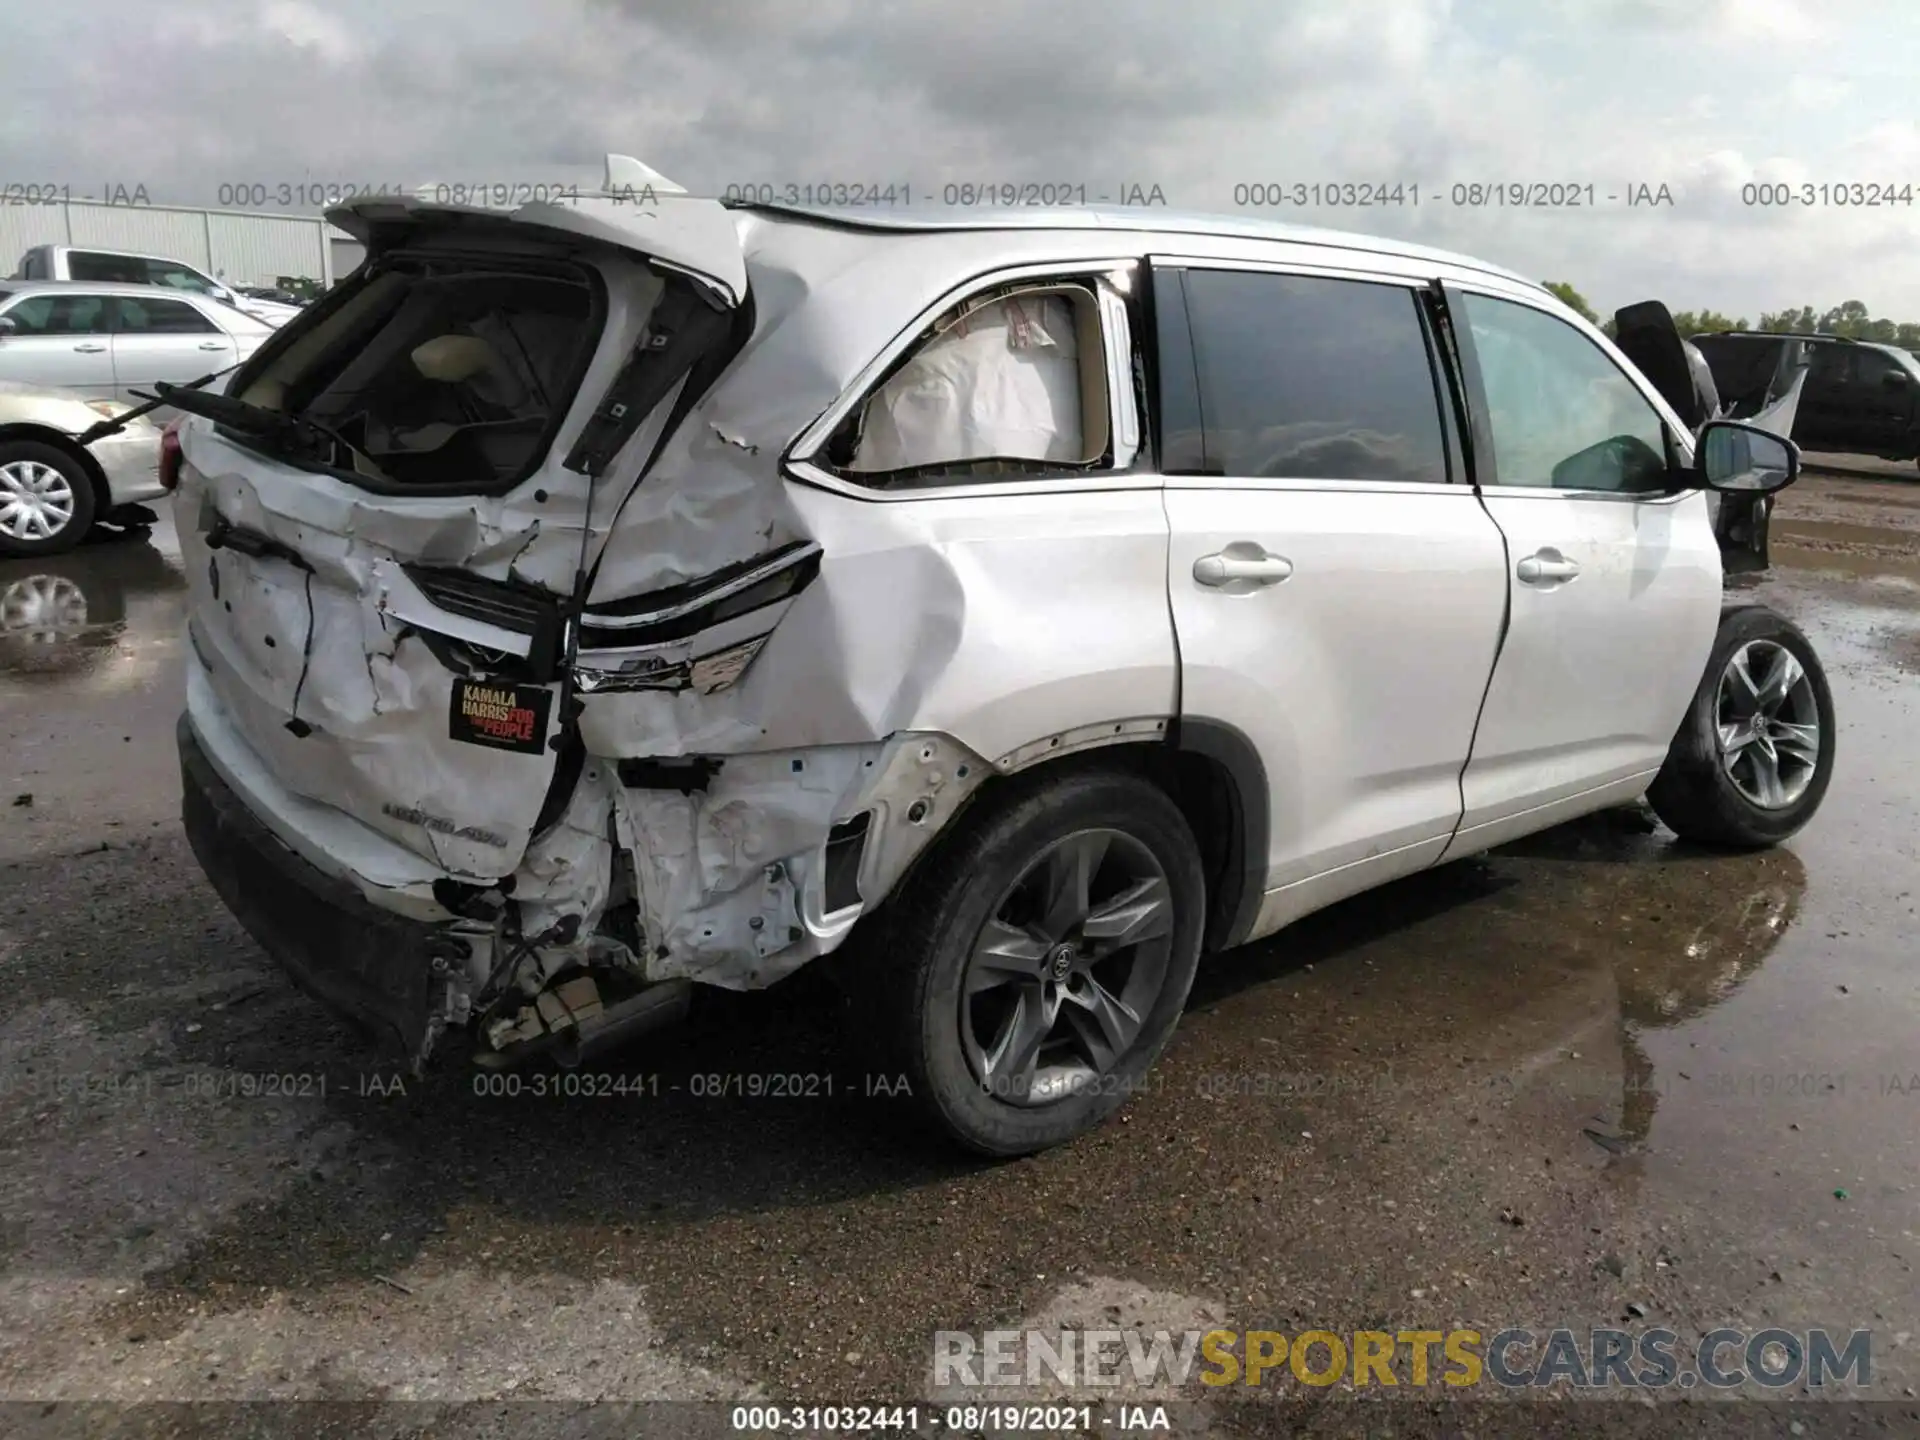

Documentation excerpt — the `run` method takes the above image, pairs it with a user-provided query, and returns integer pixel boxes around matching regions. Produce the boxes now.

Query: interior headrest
[411,334,498,383]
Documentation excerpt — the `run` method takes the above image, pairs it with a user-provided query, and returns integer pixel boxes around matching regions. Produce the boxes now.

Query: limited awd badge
[449,678,553,754]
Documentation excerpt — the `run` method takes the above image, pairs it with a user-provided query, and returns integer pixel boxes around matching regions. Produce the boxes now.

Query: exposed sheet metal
[174,201,1184,1038]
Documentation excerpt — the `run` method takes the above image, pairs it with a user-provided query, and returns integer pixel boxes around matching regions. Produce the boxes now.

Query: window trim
[1442,281,1692,504]
[1150,256,1466,497]
[784,257,1150,504]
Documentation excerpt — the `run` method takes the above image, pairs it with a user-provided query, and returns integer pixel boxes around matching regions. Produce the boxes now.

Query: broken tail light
[159,418,185,492]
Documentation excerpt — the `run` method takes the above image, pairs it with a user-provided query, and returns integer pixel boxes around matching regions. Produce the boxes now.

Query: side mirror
[1885,369,1910,389]
[0,316,15,338]
[1698,419,1799,495]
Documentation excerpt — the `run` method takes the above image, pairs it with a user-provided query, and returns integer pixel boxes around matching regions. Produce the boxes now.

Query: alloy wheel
[0,459,78,543]
[1715,638,1821,809]
[0,574,89,643]
[959,828,1175,1107]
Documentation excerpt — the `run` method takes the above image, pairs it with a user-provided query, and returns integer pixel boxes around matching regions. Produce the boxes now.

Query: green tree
[1671,309,1748,335]
[1542,281,1598,324]
[1818,300,1872,337]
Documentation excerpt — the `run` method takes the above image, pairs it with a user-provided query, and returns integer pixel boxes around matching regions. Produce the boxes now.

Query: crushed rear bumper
[179,714,452,1063]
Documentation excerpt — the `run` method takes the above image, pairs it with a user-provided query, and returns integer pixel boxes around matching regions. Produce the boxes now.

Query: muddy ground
[1,465,1916,1439]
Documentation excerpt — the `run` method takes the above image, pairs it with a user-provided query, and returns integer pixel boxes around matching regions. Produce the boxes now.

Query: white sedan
[0,381,164,554]
[0,280,271,408]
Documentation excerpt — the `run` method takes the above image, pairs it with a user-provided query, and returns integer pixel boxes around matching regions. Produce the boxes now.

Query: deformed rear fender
[608,728,993,989]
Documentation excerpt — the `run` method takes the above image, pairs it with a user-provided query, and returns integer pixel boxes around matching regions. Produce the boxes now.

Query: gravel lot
[1,467,1916,1438]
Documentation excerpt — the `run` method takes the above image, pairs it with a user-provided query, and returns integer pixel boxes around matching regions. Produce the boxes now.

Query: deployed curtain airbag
[849,292,1085,471]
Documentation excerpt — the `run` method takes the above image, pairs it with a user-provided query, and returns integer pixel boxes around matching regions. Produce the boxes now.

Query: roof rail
[1694,329,1856,343]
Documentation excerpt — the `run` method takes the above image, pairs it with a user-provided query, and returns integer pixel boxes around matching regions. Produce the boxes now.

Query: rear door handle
[1516,548,1580,585]
[1193,549,1294,588]
[73,343,106,353]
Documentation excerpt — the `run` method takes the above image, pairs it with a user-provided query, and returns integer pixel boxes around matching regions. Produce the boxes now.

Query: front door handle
[197,341,226,351]
[1193,548,1294,588]
[73,342,106,353]
[1516,548,1580,585]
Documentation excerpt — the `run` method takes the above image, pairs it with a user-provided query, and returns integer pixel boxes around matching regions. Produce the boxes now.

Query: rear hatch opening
[228,254,606,494]
[175,173,770,1070]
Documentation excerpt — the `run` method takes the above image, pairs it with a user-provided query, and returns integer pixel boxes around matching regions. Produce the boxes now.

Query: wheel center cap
[1047,944,1076,981]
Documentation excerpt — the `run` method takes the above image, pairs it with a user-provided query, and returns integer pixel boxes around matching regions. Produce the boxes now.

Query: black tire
[0,440,96,557]
[861,765,1206,1157]
[1646,605,1835,848]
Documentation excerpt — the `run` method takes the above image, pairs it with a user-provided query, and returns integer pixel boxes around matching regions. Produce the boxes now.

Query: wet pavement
[1,471,1916,1437]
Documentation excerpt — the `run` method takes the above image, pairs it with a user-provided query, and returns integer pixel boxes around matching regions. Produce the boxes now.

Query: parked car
[0,281,272,408]
[0,380,164,554]
[164,157,1835,1156]
[234,284,308,309]
[13,244,302,328]
[1691,330,1920,466]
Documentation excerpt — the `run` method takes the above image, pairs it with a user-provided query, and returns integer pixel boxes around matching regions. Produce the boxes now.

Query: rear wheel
[863,766,1206,1156]
[0,441,95,557]
[1647,605,1835,847]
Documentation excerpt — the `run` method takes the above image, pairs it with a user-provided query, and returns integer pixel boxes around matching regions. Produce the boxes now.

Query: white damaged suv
[169,156,1834,1155]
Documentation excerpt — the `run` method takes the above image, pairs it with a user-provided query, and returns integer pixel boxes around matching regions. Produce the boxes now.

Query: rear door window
[112,295,221,333]
[2,293,111,335]
[1171,269,1451,484]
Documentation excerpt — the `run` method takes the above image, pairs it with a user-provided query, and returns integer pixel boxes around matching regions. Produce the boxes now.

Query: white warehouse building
[0,196,364,289]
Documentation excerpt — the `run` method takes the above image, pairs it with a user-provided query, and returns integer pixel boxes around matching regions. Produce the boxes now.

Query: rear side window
[1172,269,1449,484]
[19,249,47,279]
[821,280,1117,488]
[3,293,110,335]
[113,296,219,334]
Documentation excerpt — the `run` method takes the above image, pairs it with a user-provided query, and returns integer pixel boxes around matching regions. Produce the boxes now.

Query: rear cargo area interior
[258,261,599,489]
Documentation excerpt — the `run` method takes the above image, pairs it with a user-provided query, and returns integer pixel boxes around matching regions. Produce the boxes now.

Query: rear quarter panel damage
[188,218,1180,1001]
[568,230,1179,986]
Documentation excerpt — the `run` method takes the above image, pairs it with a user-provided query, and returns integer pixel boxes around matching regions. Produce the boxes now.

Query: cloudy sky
[5,0,1917,319]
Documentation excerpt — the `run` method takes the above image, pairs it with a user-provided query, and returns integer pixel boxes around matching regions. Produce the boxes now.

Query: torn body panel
[176,200,1183,1065]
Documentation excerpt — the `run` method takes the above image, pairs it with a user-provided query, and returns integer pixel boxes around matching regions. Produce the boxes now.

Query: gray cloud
[0,0,1911,316]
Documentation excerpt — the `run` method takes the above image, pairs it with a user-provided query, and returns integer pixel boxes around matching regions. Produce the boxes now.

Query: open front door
[1612,301,1785,577]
